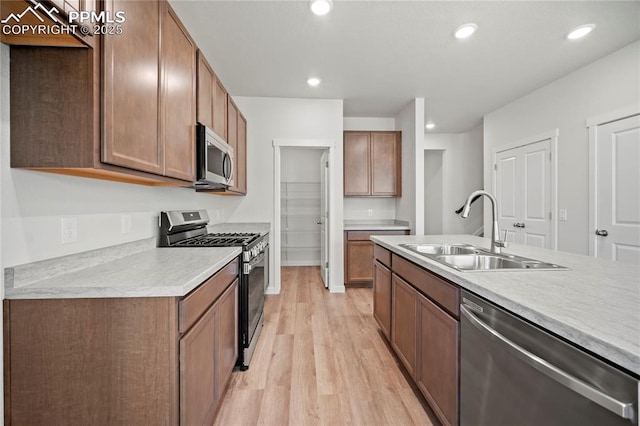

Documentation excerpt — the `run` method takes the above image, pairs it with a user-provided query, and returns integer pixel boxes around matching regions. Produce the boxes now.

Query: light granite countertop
[344,219,411,231]
[4,238,241,299]
[371,234,640,376]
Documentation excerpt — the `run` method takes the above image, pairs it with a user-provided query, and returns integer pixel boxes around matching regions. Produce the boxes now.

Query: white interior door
[320,150,329,287]
[496,150,519,244]
[593,114,640,264]
[495,139,552,248]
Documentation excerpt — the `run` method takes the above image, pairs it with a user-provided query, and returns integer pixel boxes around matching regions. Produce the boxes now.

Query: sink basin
[399,243,568,272]
[436,254,527,270]
[435,254,568,272]
[400,244,480,256]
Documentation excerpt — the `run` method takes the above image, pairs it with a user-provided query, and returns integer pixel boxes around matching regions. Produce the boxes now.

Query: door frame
[273,138,342,294]
[587,105,640,257]
[491,129,558,249]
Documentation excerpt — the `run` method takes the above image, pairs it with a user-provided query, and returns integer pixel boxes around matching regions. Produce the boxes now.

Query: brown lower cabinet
[344,229,409,286]
[374,244,460,426]
[373,260,392,339]
[391,274,418,376]
[3,258,239,425]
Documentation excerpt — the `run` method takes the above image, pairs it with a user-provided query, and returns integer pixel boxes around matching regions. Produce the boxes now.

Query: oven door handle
[244,252,265,275]
[461,305,635,421]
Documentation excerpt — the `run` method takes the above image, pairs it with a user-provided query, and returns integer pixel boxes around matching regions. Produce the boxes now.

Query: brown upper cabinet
[344,131,402,197]
[196,50,228,141]
[196,52,247,195]
[10,0,197,186]
[103,0,196,181]
[0,0,95,48]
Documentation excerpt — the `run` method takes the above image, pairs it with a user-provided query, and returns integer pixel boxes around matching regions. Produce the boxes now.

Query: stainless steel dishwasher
[460,290,638,426]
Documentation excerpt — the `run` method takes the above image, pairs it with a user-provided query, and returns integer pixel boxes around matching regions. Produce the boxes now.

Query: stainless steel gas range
[159,210,267,370]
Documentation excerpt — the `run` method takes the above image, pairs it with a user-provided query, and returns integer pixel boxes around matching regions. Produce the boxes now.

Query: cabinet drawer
[391,254,459,318]
[374,244,391,268]
[346,230,409,241]
[179,258,239,333]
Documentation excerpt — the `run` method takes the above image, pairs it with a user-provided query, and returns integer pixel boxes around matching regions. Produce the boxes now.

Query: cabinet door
[161,4,196,181]
[213,78,228,140]
[236,112,247,193]
[215,279,239,401]
[196,52,214,129]
[345,241,374,283]
[227,97,238,186]
[371,132,401,196]
[373,260,392,339]
[417,293,459,426]
[180,303,217,426]
[391,274,417,376]
[103,0,162,174]
[344,132,371,195]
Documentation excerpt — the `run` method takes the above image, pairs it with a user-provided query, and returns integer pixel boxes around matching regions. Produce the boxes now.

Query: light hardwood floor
[214,266,438,426]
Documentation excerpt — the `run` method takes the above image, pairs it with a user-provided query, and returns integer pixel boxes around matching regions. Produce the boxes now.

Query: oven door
[245,250,266,346]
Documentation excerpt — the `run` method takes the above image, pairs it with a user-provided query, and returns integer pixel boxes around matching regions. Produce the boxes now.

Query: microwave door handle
[222,153,230,180]
[460,305,635,420]
[226,153,233,182]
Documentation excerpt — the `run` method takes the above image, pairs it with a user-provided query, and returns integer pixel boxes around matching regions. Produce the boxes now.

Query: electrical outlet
[121,214,132,234]
[367,209,373,217]
[215,210,221,220]
[559,209,568,221]
[61,217,77,244]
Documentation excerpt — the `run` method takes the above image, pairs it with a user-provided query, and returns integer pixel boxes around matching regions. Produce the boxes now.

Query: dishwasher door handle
[461,305,635,421]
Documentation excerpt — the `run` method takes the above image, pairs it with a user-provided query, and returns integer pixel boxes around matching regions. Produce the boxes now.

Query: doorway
[588,113,640,265]
[492,130,558,249]
[273,139,338,294]
[279,148,326,279]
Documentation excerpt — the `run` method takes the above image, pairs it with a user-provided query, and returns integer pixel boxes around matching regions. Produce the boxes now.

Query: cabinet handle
[595,229,608,237]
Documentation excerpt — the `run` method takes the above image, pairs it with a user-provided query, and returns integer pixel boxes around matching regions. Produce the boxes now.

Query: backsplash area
[344,197,397,221]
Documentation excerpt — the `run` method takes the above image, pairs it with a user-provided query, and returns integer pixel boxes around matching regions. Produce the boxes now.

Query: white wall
[395,98,425,234]
[343,117,395,131]
[232,96,344,291]
[343,116,398,221]
[424,150,443,234]
[281,148,323,183]
[424,126,484,235]
[484,40,640,255]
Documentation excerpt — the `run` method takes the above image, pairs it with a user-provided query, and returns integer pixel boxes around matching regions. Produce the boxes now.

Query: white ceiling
[170,0,640,133]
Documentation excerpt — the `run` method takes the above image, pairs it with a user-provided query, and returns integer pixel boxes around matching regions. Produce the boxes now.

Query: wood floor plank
[213,266,436,426]
[255,334,294,425]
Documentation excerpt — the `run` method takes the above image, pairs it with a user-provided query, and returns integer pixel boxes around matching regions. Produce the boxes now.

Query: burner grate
[176,232,260,247]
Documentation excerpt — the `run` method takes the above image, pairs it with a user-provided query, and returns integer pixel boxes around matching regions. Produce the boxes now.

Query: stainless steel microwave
[195,123,234,189]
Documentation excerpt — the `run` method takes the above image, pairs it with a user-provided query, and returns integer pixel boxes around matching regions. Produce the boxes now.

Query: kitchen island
[372,234,639,375]
[371,234,639,426]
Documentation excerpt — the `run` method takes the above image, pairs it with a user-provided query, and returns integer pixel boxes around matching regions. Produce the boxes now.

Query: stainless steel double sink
[399,244,568,272]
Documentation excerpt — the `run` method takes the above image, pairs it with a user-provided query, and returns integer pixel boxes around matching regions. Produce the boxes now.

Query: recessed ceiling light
[455,23,478,39]
[309,0,333,16]
[307,77,321,87]
[567,24,595,40]
[425,123,436,130]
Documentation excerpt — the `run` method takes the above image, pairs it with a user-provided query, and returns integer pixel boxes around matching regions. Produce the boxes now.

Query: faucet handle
[496,230,509,248]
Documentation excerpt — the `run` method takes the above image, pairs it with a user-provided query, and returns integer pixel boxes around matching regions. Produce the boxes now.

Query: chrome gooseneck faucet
[459,190,507,254]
